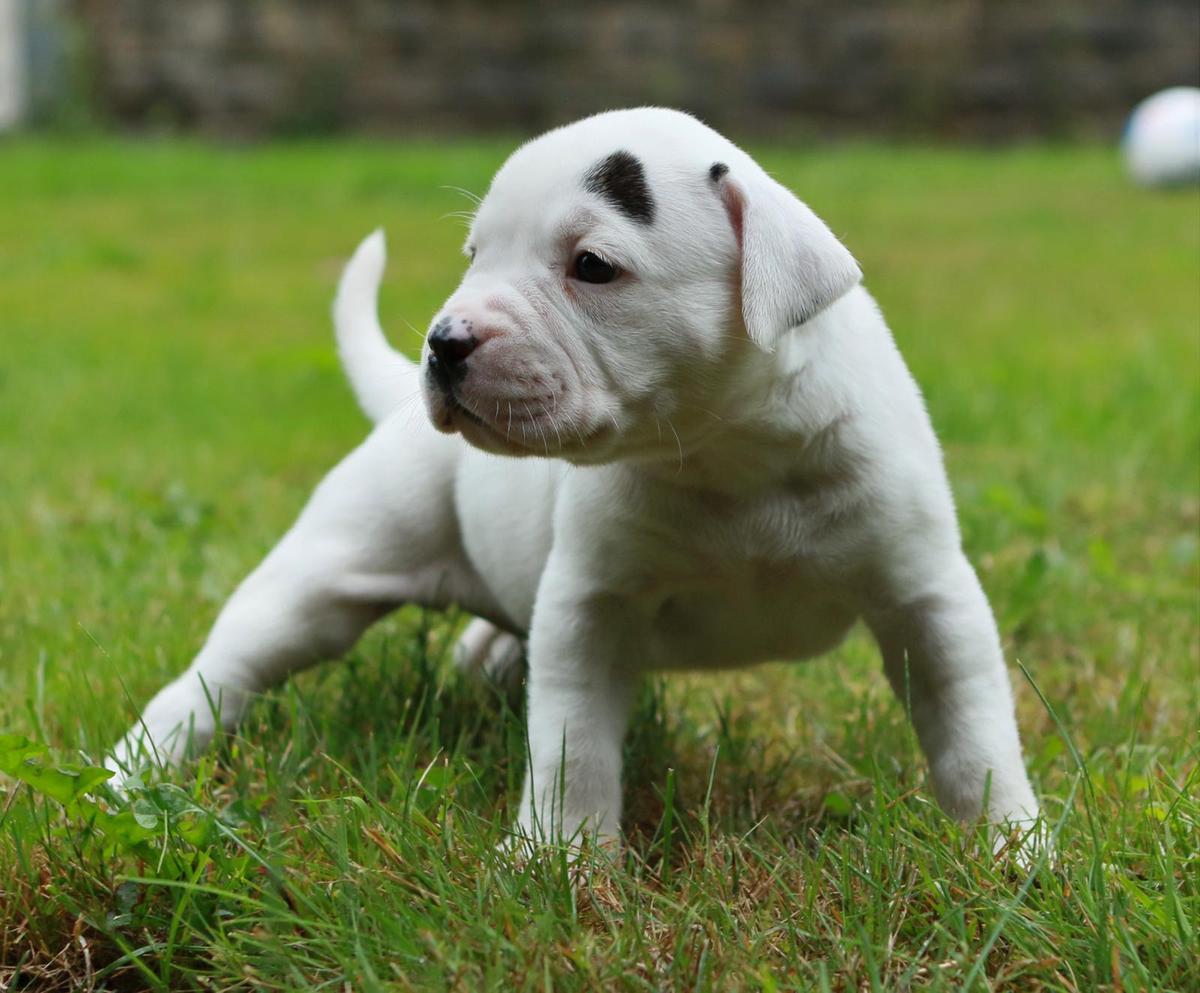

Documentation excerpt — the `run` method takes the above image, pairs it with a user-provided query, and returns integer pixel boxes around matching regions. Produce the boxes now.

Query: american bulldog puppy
[110,108,1041,853]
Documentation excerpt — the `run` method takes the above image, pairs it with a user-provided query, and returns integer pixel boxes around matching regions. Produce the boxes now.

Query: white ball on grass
[1122,86,1200,187]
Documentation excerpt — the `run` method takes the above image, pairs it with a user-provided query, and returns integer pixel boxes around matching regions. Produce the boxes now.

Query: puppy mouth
[432,385,608,459]
[443,392,488,429]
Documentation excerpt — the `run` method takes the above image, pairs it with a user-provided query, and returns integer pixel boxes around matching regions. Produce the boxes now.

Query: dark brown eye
[573,251,618,284]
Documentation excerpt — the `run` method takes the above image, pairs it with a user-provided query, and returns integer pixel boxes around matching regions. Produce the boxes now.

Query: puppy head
[422,108,860,463]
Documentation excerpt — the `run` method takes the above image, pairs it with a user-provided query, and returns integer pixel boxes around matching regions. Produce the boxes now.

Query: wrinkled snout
[422,292,526,442]
[420,283,603,460]
[423,291,514,395]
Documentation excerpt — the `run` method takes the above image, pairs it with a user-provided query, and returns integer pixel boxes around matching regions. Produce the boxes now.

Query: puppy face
[421,108,861,463]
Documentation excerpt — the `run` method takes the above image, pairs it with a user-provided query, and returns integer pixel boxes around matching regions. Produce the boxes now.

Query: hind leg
[108,406,503,782]
[454,618,526,692]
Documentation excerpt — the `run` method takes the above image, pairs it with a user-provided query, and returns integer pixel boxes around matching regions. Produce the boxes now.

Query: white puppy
[110,108,1040,850]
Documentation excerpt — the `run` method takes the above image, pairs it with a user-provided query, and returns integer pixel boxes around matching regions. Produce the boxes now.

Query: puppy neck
[630,302,860,496]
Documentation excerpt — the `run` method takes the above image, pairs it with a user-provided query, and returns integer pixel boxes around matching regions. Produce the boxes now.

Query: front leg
[107,411,487,783]
[514,583,642,848]
[866,552,1040,835]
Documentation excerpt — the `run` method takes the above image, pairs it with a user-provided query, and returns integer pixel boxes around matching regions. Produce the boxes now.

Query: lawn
[1,138,1197,991]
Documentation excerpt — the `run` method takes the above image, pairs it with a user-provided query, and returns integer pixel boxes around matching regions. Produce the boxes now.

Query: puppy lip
[447,394,491,430]
[446,393,608,458]
[451,398,531,450]
[425,386,460,434]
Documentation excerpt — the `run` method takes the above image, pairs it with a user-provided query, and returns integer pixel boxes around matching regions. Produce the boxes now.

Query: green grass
[1,137,1197,991]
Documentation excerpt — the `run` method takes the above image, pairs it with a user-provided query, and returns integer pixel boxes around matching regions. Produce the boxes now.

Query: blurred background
[2,0,1198,140]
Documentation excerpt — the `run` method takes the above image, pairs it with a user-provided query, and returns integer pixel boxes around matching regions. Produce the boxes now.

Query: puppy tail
[333,229,415,424]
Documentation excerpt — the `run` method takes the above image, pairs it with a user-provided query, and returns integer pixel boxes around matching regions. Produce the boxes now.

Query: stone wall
[73,0,1200,138]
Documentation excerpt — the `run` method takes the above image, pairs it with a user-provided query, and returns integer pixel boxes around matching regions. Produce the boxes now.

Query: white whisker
[666,418,685,474]
[440,184,483,206]
[402,318,433,343]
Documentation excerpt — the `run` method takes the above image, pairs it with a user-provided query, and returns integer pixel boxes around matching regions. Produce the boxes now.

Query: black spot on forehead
[709,162,729,182]
[583,150,655,224]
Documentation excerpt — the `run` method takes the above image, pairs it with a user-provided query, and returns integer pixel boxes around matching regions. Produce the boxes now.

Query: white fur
[108,108,1040,853]
[332,230,411,422]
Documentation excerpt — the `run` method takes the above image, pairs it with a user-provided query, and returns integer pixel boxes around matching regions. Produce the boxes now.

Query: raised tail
[332,230,416,424]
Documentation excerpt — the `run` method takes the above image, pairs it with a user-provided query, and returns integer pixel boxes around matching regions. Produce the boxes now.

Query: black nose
[424,319,475,378]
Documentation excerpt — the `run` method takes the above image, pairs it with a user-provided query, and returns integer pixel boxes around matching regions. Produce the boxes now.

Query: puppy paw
[105,727,178,793]
[992,814,1054,871]
[105,674,230,790]
[496,822,620,869]
[453,618,526,693]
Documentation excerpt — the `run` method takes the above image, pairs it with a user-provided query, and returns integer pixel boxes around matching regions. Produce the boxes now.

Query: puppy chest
[647,562,857,669]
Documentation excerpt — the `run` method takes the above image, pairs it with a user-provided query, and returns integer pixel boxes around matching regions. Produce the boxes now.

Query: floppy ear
[712,162,861,351]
